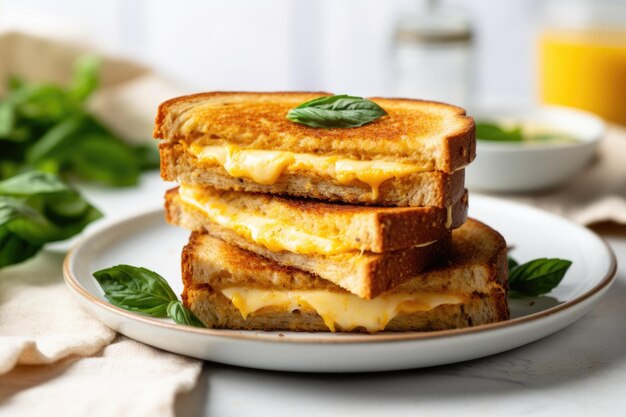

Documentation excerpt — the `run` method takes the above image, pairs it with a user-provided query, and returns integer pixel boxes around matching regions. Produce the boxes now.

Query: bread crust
[153,92,475,172]
[160,142,466,207]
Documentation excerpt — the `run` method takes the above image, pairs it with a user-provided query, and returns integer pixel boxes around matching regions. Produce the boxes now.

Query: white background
[0,0,538,104]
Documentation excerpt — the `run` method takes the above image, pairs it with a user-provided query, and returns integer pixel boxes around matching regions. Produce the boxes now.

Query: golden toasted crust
[181,219,510,332]
[159,142,466,207]
[166,186,467,252]
[154,92,475,172]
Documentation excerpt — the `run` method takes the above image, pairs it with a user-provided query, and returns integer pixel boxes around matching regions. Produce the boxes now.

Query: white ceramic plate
[63,195,616,373]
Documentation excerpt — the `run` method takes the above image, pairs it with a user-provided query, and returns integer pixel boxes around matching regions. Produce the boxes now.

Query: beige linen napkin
[476,124,626,225]
[0,252,115,374]
[0,32,200,415]
[0,253,201,417]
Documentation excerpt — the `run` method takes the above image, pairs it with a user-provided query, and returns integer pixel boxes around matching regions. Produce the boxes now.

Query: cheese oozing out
[179,185,438,254]
[221,287,464,333]
[187,142,427,199]
[179,186,354,255]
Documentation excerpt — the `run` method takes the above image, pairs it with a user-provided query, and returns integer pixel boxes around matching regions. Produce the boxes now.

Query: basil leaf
[0,227,42,268]
[509,258,572,297]
[0,102,15,139]
[0,161,21,180]
[0,170,70,196]
[93,265,179,317]
[7,75,25,92]
[93,265,206,328]
[287,95,387,129]
[0,56,158,188]
[12,84,75,124]
[67,134,141,186]
[25,115,85,164]
[0,171,101,267]
[167,301,206,328]
[476,122,523,142]
[70,55,100,102]
[507,256,519,271]
[133,144,161,171]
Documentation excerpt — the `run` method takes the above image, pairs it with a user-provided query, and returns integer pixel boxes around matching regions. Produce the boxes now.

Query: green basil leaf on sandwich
[287,94,387,129]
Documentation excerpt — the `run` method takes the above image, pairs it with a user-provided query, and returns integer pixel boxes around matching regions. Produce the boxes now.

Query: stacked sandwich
[154,92,509,333]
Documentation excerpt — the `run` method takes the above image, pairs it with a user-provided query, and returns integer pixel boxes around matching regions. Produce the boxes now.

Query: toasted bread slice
[154,92,475,172]
[166,185,467,253]
[159,142,465,207]
[181,218,509,332]
[166,188,454,299]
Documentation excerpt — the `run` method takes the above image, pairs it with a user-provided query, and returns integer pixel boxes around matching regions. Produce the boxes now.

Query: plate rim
[63,196,617,345]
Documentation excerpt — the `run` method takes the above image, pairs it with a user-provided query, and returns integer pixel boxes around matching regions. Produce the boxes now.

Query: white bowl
[465,105,604,192]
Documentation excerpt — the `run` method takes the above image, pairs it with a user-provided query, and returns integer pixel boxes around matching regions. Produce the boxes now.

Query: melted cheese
[179,186,437,255]
[179,186,352,254]
[221,287,464,333]
[188,142,425,199]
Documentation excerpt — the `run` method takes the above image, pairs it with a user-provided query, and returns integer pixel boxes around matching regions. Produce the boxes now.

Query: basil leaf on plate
[93,265,178,317]
[509,258,572,298]
[0,171,101,268]
[286,94,387,129]
[93,264,206,328]
[167,301,206,328]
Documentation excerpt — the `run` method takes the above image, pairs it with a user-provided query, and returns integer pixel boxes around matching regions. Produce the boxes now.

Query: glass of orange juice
[538,0,626,126]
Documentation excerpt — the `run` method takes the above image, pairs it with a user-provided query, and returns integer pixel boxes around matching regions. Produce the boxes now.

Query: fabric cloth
[0,32,200,416]
[475,125,626,226]
[0,251,201,417]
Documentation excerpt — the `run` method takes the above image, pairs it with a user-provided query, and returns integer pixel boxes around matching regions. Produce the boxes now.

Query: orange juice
[539,29,626,126]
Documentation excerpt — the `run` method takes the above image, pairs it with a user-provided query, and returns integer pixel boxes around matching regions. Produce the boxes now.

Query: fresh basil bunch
[0,55,158,185]
[93,265,205,328]
[0,171,101,268]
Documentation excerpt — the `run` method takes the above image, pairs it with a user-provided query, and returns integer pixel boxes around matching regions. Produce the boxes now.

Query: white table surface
[171,225,625,417]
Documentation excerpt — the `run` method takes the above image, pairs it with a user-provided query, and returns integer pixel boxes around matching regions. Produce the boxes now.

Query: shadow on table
[178,273,626,413]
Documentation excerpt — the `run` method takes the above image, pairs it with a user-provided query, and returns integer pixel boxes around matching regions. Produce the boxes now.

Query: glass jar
[392,1,473,106]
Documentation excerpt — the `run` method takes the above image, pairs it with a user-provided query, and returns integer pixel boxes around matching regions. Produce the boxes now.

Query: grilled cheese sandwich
[155,92,475,206]
[171,185,467,255]
[182,219,509,333]
[178,185,447,255]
